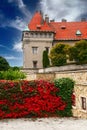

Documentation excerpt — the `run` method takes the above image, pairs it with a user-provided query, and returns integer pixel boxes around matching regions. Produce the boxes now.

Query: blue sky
[0,0,87,67]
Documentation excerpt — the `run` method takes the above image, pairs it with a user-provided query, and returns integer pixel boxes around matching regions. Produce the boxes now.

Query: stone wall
[55,70,87,84]
[24,65,87,118]
[72,84,87,119]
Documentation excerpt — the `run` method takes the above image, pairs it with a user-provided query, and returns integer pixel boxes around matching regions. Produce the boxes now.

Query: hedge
[0,79,75,119]
[54,78,75,117]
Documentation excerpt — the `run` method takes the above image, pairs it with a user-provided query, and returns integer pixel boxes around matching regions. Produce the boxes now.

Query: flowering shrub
[0,80,67,119]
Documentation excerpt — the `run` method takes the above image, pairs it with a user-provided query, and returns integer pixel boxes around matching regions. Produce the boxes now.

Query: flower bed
[0,79,74,119]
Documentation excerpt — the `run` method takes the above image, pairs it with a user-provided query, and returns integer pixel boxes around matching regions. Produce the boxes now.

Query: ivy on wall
[54,78,75,117]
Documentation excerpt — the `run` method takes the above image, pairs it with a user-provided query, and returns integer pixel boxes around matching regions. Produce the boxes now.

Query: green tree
[0,56,10,71]
[49,43,69,66]
[11,66,20,71]
[42,50,50,68]
[68,40,87,64]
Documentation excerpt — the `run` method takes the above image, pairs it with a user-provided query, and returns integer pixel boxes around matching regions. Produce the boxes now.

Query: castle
[22,11,87,70]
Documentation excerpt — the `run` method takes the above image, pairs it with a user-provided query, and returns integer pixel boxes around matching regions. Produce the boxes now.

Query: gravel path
[0,117,87,130]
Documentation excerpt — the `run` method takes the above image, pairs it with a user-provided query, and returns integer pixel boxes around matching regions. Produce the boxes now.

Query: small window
[31,33,33,37]
[24,32,29,37]
[33,61,37,68]
[37,25,41,30]
[49,33,52,37]
[45,47,49,53]
[32,47,38,54]
[81,97,86,110]
[45,33,47,37]
[76,30,82,36]
[61,26,66,29]
[25,32,29,35]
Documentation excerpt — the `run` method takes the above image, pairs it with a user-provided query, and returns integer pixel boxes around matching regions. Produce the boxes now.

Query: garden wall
[72,84,87,119]
[25,64,87,118]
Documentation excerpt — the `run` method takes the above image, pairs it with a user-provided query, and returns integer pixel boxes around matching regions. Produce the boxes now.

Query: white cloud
[13,41,22,52]
[8,0,25,7]
[9,16,26,31]
[17,0,32,19]
[6,0,31,31]
[0,15,27,31]
[17,0,25,8]
[40,0,87,21]
[4,56,18,60]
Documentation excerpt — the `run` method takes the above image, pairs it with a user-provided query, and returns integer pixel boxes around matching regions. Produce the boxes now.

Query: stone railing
[38,64,87,73]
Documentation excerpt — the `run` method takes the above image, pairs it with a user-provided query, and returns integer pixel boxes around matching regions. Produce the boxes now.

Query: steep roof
[28,11,87,40]
[50,21,87,40]
[28,11,43,30]
[28,11,53,32]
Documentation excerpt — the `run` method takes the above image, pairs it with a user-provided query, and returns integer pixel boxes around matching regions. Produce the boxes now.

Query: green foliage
[0,56,10,71]
[42,50,50,68]
[50,54,67,66]
[11,66,20,71]
[68,40,87,64]
[0,69,26,80]
[54,78,75,117]
[49,43,69,66]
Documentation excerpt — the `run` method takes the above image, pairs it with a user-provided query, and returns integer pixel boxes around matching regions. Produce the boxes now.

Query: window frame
[32,47,38,54]
[45,47,49,53]
[81,97,86,110]
[33,61,37,68]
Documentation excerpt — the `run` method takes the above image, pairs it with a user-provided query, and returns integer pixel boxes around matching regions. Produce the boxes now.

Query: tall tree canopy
[49,43,69,66]
[68,40,87,64]
[42,50,50,68]
[0,56,10,71]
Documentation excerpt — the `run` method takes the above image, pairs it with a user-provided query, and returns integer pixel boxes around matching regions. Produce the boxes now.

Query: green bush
[54,78,75,117]
[0,69,26,80]
[49,43,69,66]
[68,40,87,64]
[50,54,67,66]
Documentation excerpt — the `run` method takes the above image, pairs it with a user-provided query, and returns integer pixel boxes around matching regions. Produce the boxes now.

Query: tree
[68,40,87,64]
[42,50,50,68]
[0,56,10,71]
[49,43,69,66]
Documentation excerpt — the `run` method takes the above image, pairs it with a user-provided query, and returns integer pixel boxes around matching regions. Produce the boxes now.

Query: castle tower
[22,11,54,69]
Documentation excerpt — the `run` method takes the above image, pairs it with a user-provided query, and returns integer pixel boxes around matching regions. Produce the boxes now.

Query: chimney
[39,11,44,24]
[50,19,55,22]
[62,19,67,22]
[45,14,49,23]
[81,18,86,22]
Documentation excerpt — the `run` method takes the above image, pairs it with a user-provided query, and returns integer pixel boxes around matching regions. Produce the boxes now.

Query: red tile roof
[28,11,87,40]
[28,11,53,32]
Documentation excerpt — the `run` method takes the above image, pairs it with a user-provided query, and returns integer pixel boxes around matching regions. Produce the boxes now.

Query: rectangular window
[33,61,37,68]
[81,97,86,110]
[32,47,38,54]
[45,47,49,53]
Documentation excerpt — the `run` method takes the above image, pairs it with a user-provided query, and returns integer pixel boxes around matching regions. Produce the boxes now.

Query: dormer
[61,25,66,29]
[36,25,41,30]
[76,30,82,36]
